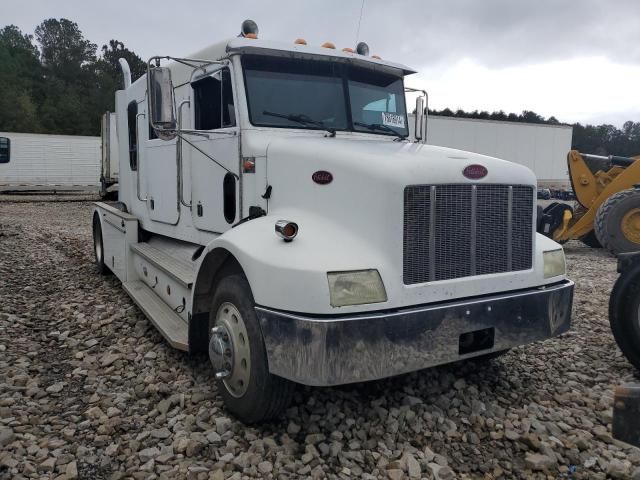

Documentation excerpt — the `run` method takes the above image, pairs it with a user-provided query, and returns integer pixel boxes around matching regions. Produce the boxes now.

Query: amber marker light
[294,38,307,45]
[275,221,299,242]
[321,42,336,49]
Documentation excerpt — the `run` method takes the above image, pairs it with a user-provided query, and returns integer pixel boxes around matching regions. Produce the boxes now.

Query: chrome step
[131,243,195,288]
[123,281,189,351]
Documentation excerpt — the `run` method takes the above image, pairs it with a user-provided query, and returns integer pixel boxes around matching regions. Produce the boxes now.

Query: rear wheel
[595,188,640,255]
[208,273,294,423]
[92,213,110,275]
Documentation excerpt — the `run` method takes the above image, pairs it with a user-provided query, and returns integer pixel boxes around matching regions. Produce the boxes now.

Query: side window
[221,69,236,128]
[192,68,235,130]
[127,101,138,171]
[0,137,10,163]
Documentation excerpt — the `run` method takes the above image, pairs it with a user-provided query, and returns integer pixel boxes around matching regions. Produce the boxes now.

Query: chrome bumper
[256,280,574,386]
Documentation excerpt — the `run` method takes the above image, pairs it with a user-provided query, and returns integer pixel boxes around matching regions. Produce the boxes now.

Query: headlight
[543,249,566,278]
[327,270,387,307]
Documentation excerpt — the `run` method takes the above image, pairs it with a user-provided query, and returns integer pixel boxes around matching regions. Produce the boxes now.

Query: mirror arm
[178,133,239,180]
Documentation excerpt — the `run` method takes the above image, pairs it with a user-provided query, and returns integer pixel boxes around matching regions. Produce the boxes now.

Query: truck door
[145,100,180,225]
[188,67,240,233]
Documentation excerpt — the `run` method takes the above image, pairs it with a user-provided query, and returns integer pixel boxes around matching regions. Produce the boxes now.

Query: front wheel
[208,274,294,423]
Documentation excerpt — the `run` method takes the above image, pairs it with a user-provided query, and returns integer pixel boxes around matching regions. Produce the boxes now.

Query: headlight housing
[543,249,566,278]
[327,269,387,307]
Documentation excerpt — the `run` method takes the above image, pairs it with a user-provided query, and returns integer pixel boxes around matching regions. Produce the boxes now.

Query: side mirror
[414,96,425,141]
[148,66,177,141]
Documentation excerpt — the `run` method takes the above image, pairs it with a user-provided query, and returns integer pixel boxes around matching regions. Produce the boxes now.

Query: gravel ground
[1,199,639,480]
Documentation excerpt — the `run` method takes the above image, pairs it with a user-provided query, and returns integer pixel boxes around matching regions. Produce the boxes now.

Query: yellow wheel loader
[538,150,640,255]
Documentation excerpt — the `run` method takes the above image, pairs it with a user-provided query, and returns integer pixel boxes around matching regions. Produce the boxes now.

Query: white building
[409,115,573,188]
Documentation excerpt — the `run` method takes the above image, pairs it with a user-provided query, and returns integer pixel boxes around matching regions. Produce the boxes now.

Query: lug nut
[215,371,229,379]
[224,348,232,357]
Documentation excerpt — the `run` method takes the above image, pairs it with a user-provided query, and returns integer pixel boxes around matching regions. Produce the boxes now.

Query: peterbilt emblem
[312,171,333,185]
[463,164,488,180]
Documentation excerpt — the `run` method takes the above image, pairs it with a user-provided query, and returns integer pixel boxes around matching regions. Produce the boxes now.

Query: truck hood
[264,136,536,214]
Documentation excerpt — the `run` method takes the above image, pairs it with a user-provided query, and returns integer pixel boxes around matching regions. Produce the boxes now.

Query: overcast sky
[5,0,640,126]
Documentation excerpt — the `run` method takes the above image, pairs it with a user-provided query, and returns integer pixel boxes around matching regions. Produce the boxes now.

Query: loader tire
[579,230,602,248]
[595,188,640,255]
[609,260,640,370]
[208,273,295,423]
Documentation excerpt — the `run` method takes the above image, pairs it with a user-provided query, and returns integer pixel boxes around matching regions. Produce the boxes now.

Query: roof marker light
[294,38,307,45]
[356,42,369,56]
[321,42,336,49]
[342,47,354,53]
[372,54,381,59]
[240,19,259,38]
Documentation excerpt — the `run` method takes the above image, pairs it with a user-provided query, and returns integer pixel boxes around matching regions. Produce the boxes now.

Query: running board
[131,243,195,288]
[123,281,189,351]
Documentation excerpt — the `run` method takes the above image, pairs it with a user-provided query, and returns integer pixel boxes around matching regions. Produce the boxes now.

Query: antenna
[355,0,365,44]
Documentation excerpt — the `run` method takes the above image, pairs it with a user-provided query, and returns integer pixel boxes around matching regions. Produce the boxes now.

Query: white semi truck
[92,20,574,422]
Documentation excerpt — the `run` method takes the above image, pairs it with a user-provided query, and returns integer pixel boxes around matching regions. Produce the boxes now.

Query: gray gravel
[1,199,639,479]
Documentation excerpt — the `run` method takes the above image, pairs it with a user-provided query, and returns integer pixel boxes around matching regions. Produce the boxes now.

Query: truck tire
[595,188,640,255]
[208,273,294,423]
[609,260,640,370]
[92,213,110,275]
[579,230,602,248]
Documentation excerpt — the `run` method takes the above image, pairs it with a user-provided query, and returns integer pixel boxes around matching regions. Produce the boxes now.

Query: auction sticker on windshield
[381,112,405,128]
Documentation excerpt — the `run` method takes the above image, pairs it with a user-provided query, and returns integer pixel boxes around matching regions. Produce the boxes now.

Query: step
[131,243,195,288]
[123,281,189,351]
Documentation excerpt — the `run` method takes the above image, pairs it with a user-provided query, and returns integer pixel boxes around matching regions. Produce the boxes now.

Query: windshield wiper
[263,111,336,135]
[354,121,407,141]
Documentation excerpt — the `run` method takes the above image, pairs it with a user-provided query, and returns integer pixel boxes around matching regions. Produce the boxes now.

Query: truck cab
[92,21,573,422]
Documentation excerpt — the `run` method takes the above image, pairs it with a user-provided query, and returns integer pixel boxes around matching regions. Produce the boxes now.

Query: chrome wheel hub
[209,302,251,397]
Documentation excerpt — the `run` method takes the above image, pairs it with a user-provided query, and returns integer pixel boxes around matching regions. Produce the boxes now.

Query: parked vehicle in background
[92,20,574,423]
[537,187,551,200]
[0,131,100,192]
[538,150,640,254]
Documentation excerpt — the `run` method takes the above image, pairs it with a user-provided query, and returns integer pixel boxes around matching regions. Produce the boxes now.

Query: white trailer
[0,132,101,192]
[408,115,573,188]
[92,20,573,423]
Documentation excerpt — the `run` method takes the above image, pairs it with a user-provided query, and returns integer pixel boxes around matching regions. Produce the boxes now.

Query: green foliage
[0,19,145,136]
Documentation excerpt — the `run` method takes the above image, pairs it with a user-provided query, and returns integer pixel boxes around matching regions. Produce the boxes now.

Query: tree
[35,18,96,82]
[99,39,146,83]
[0,25,42,132]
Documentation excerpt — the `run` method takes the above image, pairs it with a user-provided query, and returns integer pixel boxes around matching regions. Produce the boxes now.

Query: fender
[190,209,387,318]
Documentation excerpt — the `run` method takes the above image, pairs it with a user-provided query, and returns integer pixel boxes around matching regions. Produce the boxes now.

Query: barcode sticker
[381,112,405,128]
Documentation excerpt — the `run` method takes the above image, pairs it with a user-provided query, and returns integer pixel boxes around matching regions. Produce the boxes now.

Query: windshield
[242,55,408,137]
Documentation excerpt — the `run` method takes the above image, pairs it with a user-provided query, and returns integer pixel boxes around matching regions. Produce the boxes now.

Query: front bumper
[256,280,573,386]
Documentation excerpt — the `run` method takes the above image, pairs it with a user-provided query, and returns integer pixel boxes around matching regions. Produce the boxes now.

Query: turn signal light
[275,221,298,242]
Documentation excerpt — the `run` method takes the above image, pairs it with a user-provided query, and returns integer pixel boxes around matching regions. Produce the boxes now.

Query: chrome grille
[403,184,533,284]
